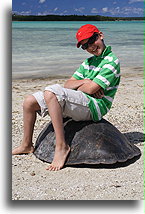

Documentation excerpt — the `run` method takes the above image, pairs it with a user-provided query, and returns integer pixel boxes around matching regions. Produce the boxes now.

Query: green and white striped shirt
[72,46,120,121]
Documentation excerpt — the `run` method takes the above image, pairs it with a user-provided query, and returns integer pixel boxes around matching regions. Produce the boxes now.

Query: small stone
[30,172,36,176]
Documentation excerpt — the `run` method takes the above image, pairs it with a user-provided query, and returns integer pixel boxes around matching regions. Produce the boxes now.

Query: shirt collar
[94,46,112,59]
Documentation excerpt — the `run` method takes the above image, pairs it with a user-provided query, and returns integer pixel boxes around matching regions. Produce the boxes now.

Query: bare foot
[46,144,70,171]
[12,145,34,155]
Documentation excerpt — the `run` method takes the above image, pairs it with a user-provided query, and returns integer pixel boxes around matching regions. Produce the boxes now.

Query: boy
[12,24,120,171]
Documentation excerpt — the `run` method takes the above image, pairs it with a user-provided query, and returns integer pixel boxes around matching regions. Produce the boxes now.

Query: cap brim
[76,32,96,48]
[77,42,81,48]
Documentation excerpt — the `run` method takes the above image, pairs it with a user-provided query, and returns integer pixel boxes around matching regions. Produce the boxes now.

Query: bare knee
[23,95,40,111]
[44,90,56,104]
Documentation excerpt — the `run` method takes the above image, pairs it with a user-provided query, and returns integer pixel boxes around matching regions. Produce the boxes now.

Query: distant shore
[12,14,144,22]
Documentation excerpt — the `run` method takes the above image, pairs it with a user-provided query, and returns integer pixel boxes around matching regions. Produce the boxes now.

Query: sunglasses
[81,33,99,50]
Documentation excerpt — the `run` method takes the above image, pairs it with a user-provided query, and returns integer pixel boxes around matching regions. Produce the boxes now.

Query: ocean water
[12,21,144,79]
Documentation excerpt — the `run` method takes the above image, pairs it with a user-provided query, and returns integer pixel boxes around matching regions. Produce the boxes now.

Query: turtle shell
[34,118,141,165]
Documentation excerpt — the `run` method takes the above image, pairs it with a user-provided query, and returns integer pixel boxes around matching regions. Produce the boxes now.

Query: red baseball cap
[76,24,100,48]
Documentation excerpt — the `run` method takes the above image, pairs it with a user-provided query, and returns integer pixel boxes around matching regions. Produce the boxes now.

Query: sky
[12,0,144,17]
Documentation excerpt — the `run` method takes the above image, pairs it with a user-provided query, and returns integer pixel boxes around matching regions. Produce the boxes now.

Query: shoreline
[12,66,143,80]
[12,67,143,200]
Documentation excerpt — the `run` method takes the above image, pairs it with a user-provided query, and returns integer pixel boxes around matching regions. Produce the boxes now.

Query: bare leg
[44,91,70,171]
[12,95,40,155]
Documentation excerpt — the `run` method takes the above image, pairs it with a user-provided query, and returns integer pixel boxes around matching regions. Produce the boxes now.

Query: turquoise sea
[12,21,144,79]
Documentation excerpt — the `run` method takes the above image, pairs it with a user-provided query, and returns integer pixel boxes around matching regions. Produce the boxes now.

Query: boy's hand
[93,88,104,99]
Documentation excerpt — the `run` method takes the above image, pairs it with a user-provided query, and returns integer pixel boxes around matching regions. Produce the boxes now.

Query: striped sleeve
[72,61,86,80]
[93,59,120,89]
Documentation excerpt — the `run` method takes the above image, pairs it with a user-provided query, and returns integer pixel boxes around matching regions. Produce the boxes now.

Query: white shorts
[32,84,92,121]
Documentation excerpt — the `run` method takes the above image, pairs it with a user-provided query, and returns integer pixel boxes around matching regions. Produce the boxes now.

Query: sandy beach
[12,67,144,200]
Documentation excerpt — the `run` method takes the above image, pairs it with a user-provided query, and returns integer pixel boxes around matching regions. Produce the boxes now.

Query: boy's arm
[64,77,92,90]
[77,81,102,95]
[64,77,104,98]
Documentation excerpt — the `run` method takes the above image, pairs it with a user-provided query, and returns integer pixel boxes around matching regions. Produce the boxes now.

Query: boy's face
[80,32,106,56]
